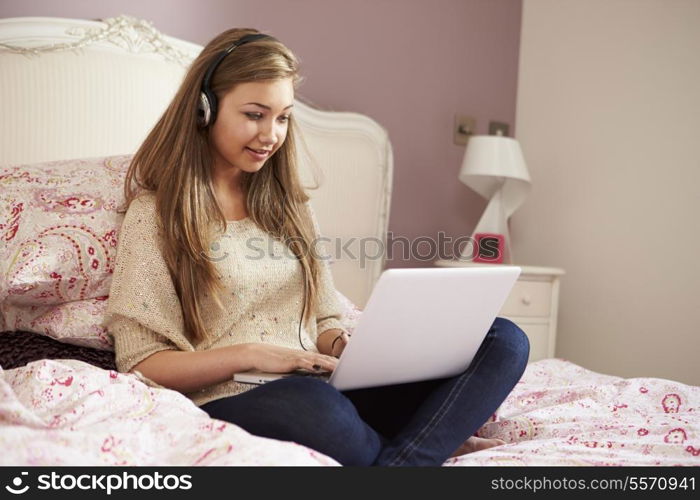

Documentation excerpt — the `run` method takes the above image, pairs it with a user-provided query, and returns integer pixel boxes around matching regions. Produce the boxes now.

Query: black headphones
[197,33,274,127]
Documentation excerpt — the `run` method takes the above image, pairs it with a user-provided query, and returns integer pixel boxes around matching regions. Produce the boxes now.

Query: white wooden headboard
[0,16,393,307]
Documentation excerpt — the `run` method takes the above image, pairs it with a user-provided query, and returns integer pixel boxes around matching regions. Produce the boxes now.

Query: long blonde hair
[123,28,321,344]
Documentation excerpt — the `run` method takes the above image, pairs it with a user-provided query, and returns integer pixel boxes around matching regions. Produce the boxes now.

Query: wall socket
[489,121,510,137]
[454,115,476,145]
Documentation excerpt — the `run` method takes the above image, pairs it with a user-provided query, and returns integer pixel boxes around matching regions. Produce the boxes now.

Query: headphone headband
[198,33,275,127]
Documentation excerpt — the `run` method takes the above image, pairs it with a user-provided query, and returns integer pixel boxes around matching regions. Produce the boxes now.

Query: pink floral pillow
[0,155,131,349]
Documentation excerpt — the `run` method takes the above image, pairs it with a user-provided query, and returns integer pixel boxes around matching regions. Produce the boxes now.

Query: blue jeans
[201,317,529,466]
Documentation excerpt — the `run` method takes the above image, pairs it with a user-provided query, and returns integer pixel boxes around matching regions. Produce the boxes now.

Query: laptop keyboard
[289,369,331,381]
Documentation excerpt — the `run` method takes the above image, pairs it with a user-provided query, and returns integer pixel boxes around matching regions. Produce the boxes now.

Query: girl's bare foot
[450,436,506,457]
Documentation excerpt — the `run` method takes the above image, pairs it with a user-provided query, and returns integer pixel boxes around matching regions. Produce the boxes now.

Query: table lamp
[458,135,531,264]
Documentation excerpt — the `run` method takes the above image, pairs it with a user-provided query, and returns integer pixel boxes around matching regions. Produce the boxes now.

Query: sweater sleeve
[109,316,178,373]
[102,193,194,373]
[305,202,347,335]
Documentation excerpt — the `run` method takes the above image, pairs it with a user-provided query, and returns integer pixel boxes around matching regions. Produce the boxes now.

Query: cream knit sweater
[103,193,346,407]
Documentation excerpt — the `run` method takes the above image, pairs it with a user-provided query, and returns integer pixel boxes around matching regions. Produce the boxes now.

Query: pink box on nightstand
[473,233,504,264]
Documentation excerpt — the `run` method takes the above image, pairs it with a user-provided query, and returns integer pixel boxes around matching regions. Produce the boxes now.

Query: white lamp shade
[458,135,531,216]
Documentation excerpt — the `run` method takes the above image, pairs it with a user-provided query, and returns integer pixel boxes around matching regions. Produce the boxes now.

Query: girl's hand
[246,344,338,374]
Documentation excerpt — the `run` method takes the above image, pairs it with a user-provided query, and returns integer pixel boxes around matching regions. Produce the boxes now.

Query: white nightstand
[434,260,565,362]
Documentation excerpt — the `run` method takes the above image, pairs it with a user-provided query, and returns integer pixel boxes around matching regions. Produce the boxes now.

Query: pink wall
[1,0,522,268]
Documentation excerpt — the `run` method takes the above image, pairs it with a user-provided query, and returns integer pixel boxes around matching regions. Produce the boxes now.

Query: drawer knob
[521,295,532,306]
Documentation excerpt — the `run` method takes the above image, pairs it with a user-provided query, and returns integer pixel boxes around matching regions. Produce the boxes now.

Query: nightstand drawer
[501,280,552,318]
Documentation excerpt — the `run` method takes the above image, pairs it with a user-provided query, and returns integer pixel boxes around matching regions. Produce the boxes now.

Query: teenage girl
[105,29,529,466]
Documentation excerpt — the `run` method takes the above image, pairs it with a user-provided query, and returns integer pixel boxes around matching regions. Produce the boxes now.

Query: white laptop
[234,266,521,391]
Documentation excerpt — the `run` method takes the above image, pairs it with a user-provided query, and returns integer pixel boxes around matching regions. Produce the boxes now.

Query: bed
[1,15,698,466]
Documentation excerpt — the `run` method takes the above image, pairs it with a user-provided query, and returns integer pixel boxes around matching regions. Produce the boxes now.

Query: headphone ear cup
[198,90,219,127]
[207,91,218,125]
[197,91,211,127]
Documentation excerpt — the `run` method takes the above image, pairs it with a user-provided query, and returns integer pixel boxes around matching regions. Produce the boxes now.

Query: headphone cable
[298,275,308,351]
[270,168,309,352]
